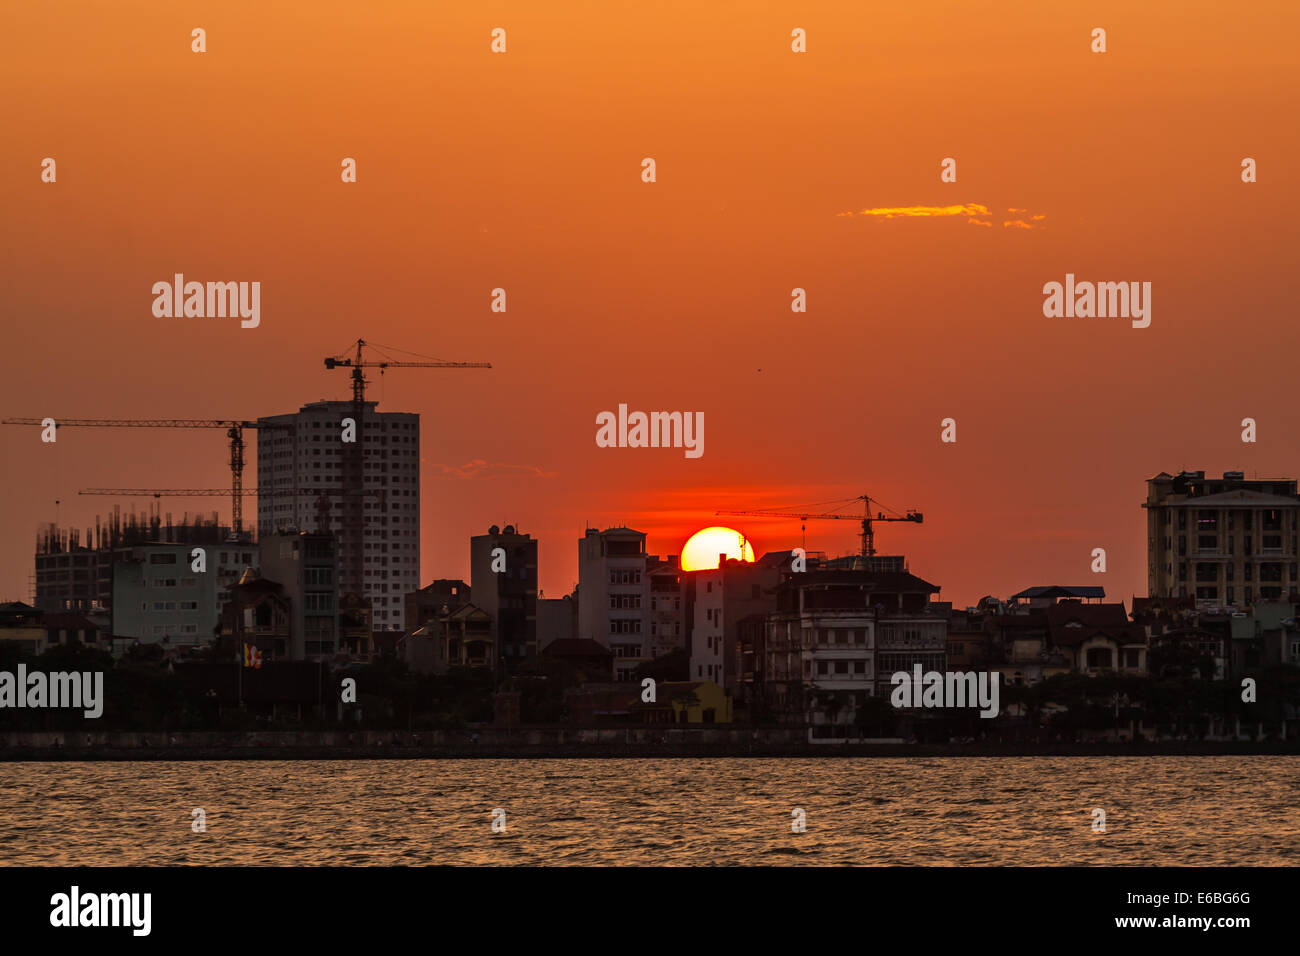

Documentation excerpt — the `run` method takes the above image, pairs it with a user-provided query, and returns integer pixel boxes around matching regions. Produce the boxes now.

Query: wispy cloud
[839,202,1045,229]
[425,459,558,479]
[838,202,992,220]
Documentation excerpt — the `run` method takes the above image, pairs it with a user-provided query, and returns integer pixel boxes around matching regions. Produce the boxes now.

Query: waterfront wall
[2,728,1297,759]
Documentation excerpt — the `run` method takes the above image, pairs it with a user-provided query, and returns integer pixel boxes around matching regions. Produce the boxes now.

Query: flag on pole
[242,643,263,669]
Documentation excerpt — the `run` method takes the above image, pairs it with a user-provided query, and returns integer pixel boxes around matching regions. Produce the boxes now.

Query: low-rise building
[762,567,943,729]
[690,554,784,690]
[0,601,47,655]
[220,570,291,662]
[631,680,732,724]
[578,527,650,681]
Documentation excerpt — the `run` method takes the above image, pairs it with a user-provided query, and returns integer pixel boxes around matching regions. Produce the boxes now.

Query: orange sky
[3,1,1299,608]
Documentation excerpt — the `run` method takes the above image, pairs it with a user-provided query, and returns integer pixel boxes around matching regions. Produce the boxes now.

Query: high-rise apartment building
[1144,470,1300,608]
[257,400,420,631]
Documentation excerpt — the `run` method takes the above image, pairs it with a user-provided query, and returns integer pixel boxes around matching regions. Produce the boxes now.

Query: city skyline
[4,1,1299,611]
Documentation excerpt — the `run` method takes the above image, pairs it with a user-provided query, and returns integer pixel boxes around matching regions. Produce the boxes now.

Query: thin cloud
[839,202,1045,229]
[426,459,558,479]
[1003,213,1047,230]
[838,202,992,220]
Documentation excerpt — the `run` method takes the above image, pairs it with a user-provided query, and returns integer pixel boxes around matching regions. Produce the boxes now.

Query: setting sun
[681,526,756,571]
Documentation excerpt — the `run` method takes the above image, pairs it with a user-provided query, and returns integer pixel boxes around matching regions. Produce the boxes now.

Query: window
[1085,648,1113,668]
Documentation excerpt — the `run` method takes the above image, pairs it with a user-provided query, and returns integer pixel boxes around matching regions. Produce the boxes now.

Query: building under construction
[34,507,239,614]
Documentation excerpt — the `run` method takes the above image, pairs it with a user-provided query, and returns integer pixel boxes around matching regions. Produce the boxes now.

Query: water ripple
[0,756,1294,865]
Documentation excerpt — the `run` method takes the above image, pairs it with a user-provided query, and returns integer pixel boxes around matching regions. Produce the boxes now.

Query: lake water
[1,756,1294,865]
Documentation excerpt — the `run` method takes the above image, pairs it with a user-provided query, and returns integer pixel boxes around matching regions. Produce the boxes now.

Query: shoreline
[2,729,1297,761]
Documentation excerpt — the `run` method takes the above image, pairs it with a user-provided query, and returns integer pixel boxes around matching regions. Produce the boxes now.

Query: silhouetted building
[690,553,784,689]
[338,592,373,660]
[648,556,686,658]
[405,579,470,631]
[761,568,943,729]
[538,593,577,650]
[471,525,538,674]
[0,601,47,655]
[1043,600,1146,677]
[260,532,339,661]
[221,569,291,661]
[42,611,109,652]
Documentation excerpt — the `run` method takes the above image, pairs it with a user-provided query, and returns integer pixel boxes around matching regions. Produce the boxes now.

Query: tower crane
[323,338,491,603]
[716,493,923,558]
[324,338,491,403]
[1,418,291,536]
